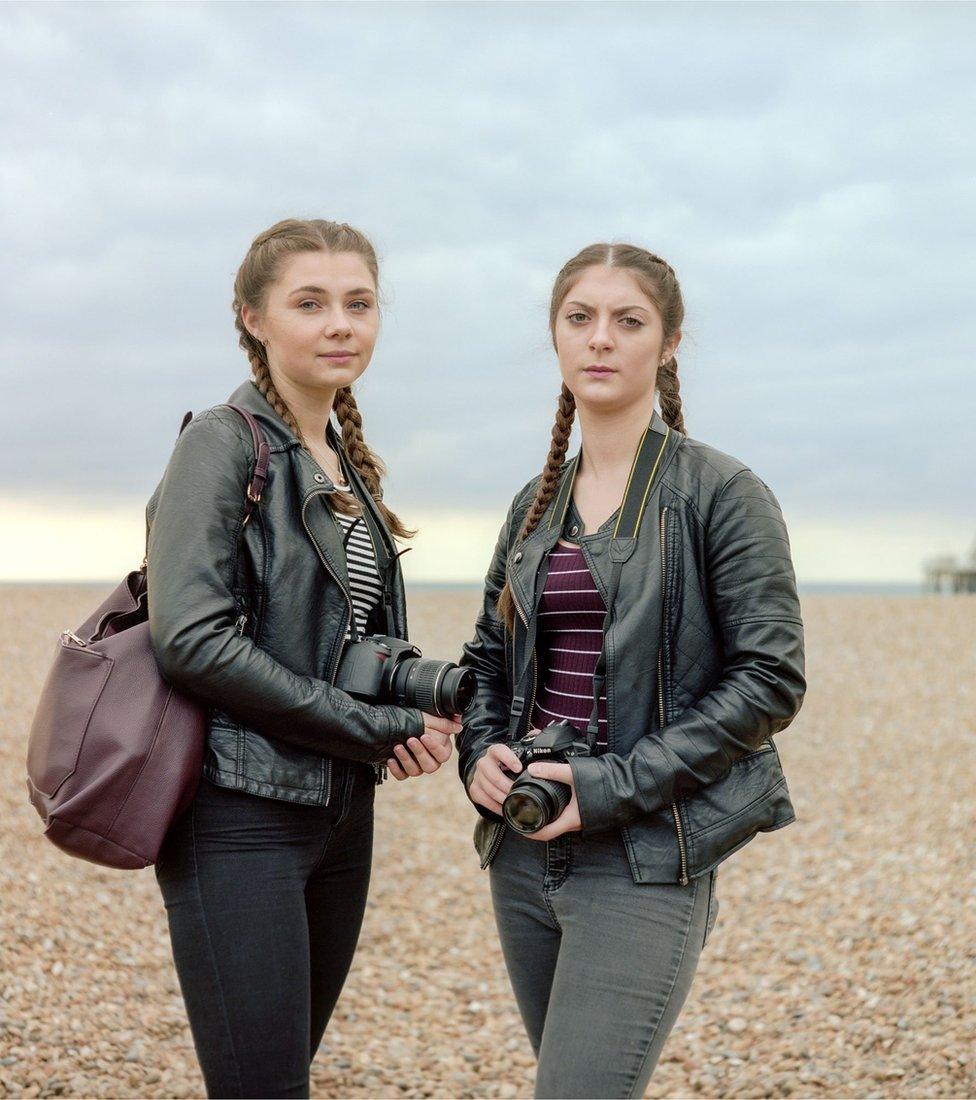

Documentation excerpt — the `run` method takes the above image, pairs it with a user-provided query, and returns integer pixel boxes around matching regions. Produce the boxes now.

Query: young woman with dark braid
[147,218,462,1098]
[457,244,805,1098]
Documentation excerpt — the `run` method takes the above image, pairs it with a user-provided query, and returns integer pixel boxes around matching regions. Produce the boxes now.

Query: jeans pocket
[702,869,720,949]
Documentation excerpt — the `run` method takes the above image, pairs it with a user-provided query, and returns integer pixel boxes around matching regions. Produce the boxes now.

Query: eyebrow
[288,285,376,297]
[566,299,650,315]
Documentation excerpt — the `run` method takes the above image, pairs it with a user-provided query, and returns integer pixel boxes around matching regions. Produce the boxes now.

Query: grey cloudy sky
[2,1,974,580]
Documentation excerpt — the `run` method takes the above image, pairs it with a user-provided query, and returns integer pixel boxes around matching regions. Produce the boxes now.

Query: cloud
[1,1,973,579]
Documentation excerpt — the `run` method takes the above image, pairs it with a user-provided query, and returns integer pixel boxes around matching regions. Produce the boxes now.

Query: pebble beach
[1,585,973,1099]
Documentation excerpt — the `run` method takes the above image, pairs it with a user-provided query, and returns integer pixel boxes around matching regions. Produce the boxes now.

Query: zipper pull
[235,613,248,636]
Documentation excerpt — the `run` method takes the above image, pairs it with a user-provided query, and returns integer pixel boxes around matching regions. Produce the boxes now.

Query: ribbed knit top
[529,499,618,753]
[328,474,384,641]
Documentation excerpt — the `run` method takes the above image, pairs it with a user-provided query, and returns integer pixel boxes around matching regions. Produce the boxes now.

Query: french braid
[231,218,413,536]
[495,384,576,632]
[495,242,687,633]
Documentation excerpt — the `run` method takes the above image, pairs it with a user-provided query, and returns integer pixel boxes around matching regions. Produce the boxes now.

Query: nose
[588,314,614,353]
[323,307,353,340]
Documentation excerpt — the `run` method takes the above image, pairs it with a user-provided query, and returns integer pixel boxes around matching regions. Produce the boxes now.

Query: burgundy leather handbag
[25,403,269,869]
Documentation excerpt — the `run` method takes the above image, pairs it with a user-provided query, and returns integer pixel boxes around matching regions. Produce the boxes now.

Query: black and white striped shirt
[330,481,384,640]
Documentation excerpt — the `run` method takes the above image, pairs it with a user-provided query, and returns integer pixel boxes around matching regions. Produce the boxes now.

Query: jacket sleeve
[147,412,425,764]
[569,468,806,834]
[455,496,519,823]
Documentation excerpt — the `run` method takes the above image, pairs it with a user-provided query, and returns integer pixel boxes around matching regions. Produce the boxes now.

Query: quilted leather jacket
[145,378,425,806]
[457,409,806,884]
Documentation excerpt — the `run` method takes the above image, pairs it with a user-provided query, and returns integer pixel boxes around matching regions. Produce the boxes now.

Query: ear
[667,328,683,359]
[241,303,265,345]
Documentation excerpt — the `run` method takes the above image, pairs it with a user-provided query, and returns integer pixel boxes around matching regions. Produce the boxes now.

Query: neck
[576,392,657,480]
[268,368,336,445]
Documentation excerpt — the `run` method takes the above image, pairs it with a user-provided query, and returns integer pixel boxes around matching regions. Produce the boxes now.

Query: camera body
[502,721,593,834]
[334,634,476,717]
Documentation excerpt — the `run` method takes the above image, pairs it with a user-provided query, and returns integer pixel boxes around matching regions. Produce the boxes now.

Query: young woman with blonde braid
[458,244,805,1098]
[146,218,462,1098]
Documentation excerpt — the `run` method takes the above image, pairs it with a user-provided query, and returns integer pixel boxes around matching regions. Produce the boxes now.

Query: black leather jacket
[457,409,806,884]
[145,379,425,805]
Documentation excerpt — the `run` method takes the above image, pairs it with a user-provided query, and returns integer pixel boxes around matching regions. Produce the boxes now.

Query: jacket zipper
[659,507,690,886]
[302,490,357,807]
[480,573,538,870]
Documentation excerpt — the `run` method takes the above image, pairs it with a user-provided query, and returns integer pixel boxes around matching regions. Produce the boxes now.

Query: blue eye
[567,311,588,323]
[298,300,319,310]
[349,301,370,312]
[621,316,643,328]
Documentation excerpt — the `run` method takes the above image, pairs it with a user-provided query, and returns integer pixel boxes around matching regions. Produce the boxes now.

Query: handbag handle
[140,404,270,571]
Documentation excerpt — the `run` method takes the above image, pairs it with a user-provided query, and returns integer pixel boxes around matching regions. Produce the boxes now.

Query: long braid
[656,355,685,434]
[231,217,415,539]
[333,386,416,540]
[496,384,576,632]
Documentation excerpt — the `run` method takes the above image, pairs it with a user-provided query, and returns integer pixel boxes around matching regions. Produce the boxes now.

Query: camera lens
[503,777,571,834]
[389,659,477,717]
[504,789,547,833]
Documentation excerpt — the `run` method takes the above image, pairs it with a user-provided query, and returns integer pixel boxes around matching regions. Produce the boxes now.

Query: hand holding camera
[470,721,588,838]
[334,633,474,781]
[387,711,463,780]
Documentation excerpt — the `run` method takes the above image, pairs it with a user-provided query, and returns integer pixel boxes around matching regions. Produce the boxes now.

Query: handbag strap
[220,403,271,526]
[141,404,271,570]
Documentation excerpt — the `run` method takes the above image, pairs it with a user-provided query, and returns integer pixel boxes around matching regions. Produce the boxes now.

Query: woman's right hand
[468,741,524,815]
[386,713,462,781]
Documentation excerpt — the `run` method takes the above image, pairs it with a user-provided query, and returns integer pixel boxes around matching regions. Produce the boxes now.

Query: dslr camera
[335,635,476,718]
[502,721,592,834]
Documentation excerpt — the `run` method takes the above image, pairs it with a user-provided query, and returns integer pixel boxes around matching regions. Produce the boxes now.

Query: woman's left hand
[521,762,582,841]
[386,713,461,780]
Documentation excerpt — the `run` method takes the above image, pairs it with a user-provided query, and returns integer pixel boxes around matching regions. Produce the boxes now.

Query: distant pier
[924,546,976,593]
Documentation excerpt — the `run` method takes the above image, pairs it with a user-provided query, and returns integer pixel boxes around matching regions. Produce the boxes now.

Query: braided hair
[232,218,414,540]
[495,242,686,632]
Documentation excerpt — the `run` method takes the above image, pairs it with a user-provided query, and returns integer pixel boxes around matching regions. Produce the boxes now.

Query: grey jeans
[489,824,719,1099]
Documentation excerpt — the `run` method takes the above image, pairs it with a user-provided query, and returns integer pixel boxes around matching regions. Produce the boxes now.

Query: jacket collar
[507,408,680,618]
[224,379,399,602]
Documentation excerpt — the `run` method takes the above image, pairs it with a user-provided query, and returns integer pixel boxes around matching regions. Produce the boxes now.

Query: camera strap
[584,423,670,749]
[509,420,670,748]
[584,423,669,748]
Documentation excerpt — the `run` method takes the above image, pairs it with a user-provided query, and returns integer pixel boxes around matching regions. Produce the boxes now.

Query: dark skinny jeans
[154,761,375,1099]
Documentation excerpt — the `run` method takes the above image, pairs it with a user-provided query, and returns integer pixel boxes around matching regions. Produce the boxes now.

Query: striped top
[530,540,609,751]
[329,480,384,640]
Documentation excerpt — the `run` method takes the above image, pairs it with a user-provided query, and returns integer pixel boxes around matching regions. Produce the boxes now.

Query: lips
[584,366,615,375]
[319,352,355,359]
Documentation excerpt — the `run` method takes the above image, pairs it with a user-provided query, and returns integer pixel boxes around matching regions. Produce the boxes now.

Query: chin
[309,362,365,388]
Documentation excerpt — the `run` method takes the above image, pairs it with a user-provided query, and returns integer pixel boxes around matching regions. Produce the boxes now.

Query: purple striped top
[530,541,609,751]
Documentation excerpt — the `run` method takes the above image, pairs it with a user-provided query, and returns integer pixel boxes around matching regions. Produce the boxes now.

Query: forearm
[147,412,423,764]
[150,613,424,764]
[570,623,805,832]
[571,467,806,834]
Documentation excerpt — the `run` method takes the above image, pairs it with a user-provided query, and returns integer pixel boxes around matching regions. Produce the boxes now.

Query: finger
[423,713,464,737]
[488,743,523,773]
[479,759,514,790]
[405,737,439,774]
[387,757,408,782]
[483,777,512,805]
[525,762,574,784]
[393,742,422,777]
[422,733,453,764]
[470,784,504,816]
